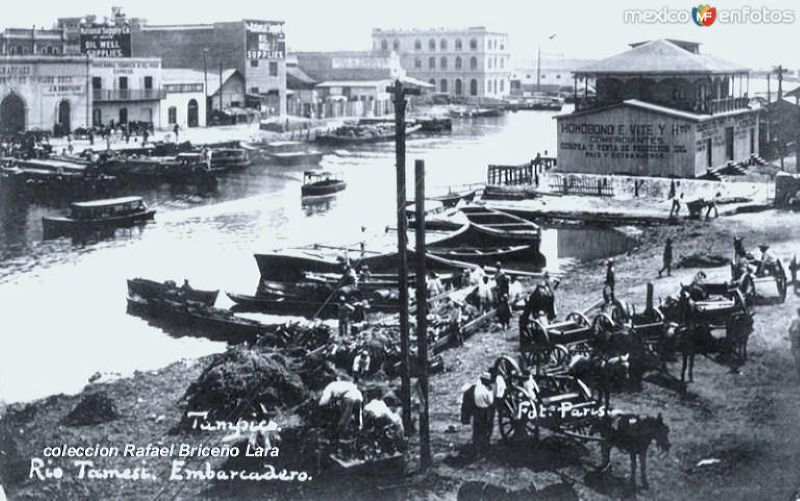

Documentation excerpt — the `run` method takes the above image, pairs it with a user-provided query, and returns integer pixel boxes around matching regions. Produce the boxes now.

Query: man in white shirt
[471,372,495,451]
[319,380,363,434]
[363,398,404,434]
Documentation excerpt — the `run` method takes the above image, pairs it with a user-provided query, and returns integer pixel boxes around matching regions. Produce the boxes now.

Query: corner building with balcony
[371,27,510,99]
[89,58,162,127]
[557,39,759,178]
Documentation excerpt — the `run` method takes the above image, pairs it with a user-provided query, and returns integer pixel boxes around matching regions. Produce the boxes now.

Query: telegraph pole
[387,79,419,435]
[414,159,431,470]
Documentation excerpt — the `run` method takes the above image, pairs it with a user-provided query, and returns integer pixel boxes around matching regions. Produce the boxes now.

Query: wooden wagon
[519,311,593,369]
[493,356,605,444]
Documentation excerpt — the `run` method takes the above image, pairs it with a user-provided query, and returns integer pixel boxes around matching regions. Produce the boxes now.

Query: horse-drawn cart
[493,355,605,444]
[519,311,593,369]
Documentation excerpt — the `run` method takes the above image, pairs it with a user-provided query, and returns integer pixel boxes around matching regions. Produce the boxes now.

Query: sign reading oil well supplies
[245,21,286,60]
[80,24,132,58]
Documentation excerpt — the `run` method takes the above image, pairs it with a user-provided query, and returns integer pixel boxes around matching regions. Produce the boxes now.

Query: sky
[3,0,800,71]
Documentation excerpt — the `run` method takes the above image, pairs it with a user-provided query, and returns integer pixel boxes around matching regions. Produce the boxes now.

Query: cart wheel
[549,344,571,368]
[776,259,788,303]
[566,311,590,328]
[494,355,521,381]
[497,392,526,443]
[592,312,615,334]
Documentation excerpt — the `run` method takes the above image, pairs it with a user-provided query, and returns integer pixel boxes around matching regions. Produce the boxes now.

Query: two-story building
[89,57,162,127]
[371,27,510,99]
[556,39,759,178]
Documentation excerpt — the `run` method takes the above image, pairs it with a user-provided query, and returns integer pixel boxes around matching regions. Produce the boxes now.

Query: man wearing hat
[460,371,495,452]
[788,307,800,379]
[352,349,371,383]
[494,261,510,299]
[658,238,673,278]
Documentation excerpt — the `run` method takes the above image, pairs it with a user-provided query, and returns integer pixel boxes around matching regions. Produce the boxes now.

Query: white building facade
[371,27,510,99]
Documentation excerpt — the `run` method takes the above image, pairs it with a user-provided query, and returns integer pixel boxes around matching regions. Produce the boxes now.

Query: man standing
[658,238,673,278]
[460,372,494,453]
[604,259,616,304]
[337,297,354,337]
[494,261,510,299]
[669,193,684,219]
[788,308,800,379]
[705,192,721,220]
[173,123,180,142]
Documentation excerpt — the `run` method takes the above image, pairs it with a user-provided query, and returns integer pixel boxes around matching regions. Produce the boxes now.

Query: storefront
[0,56,90,135]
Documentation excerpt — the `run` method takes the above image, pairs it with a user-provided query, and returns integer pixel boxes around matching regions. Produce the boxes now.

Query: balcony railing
[92,89,165,102]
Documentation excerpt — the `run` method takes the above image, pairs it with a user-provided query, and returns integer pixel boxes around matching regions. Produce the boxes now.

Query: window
[250,87,260,94]
[500,80,505,92]
[414,39,421,50]
[556,74,561,79]
[470,78,478,96]
[455,39,462,51]
[470,56,477,70]
[429,78,436,90]
[487,79,493,93]
[393,39,400,51]
[488,58,493,69]
[440,39,447,50]
[168,106,177,125]
[440,79,448,92]
[440,57,447,70]
[428,57,435,69]
[494,79,499,93]
[500,42,505,50]
[499,58,504,69]
[92,77,102,90]
[414,58,421,69]
[455,56,462,70]
[470,38,477,50]
[118,107,128,124]
[269,62,278,76]
[118,76,128,90]
[455,78,462,95]
[250,60,259,67]
[429,39,436,51]
[381,39,388,51]
[144,76,153,90]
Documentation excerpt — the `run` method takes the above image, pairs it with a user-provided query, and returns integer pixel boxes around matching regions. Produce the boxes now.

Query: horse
[566,353,630,409]
[592,324,665,385]
[520,284,555,326]
[593,413,671,492]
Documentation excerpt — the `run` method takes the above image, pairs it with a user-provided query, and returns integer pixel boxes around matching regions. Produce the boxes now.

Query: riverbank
[2,209,799,500]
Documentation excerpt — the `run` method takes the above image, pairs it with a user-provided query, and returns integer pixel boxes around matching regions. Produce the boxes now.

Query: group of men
[317,380,403,441]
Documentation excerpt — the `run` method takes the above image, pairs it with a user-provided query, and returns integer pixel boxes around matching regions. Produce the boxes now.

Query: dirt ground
[2,209,800,500]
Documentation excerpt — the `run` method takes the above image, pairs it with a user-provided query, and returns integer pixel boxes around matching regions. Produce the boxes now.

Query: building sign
[245,21,285,60]
[80,24,131,58]
[164,83,204,94]
[559,121,692,161]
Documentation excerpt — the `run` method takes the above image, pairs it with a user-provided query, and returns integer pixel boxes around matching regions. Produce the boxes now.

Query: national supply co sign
[623,5,795,26]
[79,24,132,57]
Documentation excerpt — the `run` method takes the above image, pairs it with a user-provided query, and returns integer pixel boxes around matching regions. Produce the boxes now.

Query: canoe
[127,278,219,306]
[226,290,398,317]
[427,244,540,265]
[459,205,542,242]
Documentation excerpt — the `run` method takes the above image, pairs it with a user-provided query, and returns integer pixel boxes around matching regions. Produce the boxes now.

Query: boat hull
[301,180,347,197]
[127,278,219,306]
[42,209,155,237]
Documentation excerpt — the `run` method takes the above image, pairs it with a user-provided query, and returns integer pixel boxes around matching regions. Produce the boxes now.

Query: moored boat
[301,171,346,198]
[244,141,324,166]
[42,196,155,237]
[127,278,219,306]
[314,123,421,146]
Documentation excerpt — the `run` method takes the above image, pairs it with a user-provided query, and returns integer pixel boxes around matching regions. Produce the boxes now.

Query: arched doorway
[455,79,463,96]
[92,108,102,126]
[57,100,71,134]
[187,99,199,128]
[469,79,478,96]
[118,108,128,124]
[0,93,26,134]
[440,79,448,93]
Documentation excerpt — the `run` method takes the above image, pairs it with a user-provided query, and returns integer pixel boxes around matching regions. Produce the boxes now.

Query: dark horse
[593,413,671,492]
[592,324,665,385]
[520,284,556,326]
[566,353,629,408]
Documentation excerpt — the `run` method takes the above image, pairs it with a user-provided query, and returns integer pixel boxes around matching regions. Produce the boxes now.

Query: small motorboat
[42,196,155,238]
[301,171,346,198]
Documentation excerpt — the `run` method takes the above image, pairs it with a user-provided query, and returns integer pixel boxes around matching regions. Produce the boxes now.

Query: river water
[0,108,635,403]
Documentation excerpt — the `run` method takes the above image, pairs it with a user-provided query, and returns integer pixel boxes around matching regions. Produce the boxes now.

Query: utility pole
[202,49,209,121]
[414,159,431,471]
[774,65,786,101]
[535,45,541,93]
[386,79,419,435]
[219,61,224,111]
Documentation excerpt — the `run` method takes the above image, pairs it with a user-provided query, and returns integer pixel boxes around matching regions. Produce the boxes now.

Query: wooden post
[414,159,431,470]
[388,79,413,434]
[646,282,654,312]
